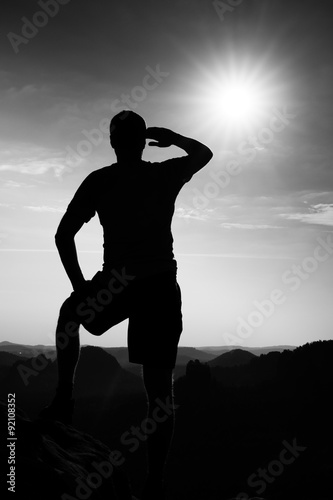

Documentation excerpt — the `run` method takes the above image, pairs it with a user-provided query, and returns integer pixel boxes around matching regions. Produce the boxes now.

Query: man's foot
[39,395,75,425]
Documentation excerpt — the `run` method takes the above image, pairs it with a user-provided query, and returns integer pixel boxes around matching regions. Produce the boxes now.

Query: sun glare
[201,71,272,141]
[178,51,285,144]
[211,79,264,126]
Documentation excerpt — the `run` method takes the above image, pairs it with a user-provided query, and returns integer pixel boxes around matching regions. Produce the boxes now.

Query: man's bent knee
[59,297,77,320]
[59,297,71,314]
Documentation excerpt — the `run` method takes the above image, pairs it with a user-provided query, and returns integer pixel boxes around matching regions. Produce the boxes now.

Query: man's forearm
[146,127,213,158]
[55,236,85,291]
[171,133,212,160]
[146,126,213,174]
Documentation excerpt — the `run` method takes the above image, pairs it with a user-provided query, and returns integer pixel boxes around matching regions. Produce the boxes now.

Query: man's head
[110,110,147,159]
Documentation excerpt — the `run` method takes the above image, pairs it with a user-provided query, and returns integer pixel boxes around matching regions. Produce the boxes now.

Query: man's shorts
[66,268,183,368]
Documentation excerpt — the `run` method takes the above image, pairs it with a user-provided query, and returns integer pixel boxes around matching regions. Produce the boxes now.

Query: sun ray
[170,42,292,147]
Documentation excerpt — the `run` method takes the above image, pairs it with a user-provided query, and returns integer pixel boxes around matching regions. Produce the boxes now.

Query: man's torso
[66,159,193,277]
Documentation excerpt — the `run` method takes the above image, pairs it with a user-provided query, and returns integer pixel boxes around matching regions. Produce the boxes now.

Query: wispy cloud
[2,84,40,100]
[177,253,294,260]
[0,248,102,253]
[23,205,65,214]
[0,180,34,189]
[0,143,74,177]
[220,223,284,230]
[281,203,333,226]
[175,206,225,221]
[0,202,14,208]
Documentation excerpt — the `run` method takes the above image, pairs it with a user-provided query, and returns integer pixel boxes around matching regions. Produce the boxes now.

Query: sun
[177,53,283,144]
[212,79,263,125]
[201,73,270,137]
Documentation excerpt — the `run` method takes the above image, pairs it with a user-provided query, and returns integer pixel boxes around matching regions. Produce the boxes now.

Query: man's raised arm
[146,127,213,175]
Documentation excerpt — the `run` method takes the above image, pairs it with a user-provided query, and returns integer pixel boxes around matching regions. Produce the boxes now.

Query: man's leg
[40,299,80,423]
[141,365,175,500]
[55,299,80,400]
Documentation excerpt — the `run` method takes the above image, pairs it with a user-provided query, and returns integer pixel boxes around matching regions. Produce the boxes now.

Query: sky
[1,0,333,349]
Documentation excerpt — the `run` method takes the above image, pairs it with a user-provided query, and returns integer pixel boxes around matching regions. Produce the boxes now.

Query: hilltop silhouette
[0,346,146,420]
[208,348,257,368]
[1,340,332,499]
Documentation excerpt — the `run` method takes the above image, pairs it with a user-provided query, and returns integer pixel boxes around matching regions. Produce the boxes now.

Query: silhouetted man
[41,110,213,500]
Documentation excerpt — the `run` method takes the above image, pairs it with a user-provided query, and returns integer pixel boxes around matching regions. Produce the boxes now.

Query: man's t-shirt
[65,156,195,278]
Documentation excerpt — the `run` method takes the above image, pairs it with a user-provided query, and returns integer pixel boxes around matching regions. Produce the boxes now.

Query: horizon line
[0,340,300,348]
[0,248,295,259]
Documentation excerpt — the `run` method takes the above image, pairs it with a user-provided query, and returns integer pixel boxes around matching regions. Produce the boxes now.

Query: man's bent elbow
[205,147,213,162]
[54,232,63,248]
[201,146,213,166]
[55,230,74,248]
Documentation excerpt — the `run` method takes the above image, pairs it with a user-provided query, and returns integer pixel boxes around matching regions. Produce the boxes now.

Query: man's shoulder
[146,155,194,184]
[83,164,117,183]
[91,164,117,176]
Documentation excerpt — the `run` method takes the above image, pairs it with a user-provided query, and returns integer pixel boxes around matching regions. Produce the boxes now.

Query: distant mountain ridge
[200,344,297,356]
[0,341,56,359]
[0,340,54,347]
[208,348,257,368]
[0,342,294,382]
[0,341,296,361]
[0,346,145,419]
